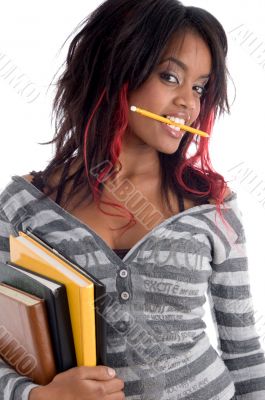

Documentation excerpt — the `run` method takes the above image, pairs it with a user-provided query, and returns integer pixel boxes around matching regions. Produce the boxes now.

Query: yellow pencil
[130,105,209,138]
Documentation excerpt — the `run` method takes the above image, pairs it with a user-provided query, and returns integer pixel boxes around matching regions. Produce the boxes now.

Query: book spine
[24,301,57,385]
[81,286,97,366]
[53,288,76,371]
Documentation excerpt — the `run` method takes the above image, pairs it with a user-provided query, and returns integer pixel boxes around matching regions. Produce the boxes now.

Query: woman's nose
[173,85,196,110]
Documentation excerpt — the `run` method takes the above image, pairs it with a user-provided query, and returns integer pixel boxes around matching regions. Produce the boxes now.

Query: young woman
[0,0,264,399]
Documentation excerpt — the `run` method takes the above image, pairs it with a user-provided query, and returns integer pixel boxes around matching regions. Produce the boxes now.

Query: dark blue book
[0,260,77,372]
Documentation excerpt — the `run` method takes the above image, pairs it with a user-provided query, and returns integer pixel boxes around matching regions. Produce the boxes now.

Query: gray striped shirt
[0,175,265,399]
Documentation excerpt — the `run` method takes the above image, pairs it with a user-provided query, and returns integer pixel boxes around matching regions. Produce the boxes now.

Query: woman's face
[126,31,212,154]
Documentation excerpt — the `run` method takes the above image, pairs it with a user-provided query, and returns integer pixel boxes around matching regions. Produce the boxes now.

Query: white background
[0,0,265,353]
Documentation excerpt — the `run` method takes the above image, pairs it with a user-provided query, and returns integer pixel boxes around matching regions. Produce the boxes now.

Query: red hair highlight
[176,108,232,236]
[83,83,137,235]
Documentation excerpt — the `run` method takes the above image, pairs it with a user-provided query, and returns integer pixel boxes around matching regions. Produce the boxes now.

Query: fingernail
[107,368,116,377]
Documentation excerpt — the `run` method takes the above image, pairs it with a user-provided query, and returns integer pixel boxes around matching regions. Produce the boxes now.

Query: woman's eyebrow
[158,56,210,79]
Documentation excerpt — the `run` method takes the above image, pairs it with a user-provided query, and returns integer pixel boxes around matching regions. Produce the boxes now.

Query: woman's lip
[160,121,184,139]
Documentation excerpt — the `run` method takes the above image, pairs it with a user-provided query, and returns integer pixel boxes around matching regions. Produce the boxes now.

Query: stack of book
[0,228,106,385]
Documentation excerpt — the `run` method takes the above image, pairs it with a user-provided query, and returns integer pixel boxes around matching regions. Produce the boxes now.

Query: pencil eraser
[130,106,136,112]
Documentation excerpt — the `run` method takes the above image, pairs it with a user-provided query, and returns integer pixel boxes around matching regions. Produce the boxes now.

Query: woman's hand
[29,365,125,400]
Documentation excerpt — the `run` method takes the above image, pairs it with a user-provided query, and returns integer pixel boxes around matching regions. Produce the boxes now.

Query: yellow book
[9,231,96,366]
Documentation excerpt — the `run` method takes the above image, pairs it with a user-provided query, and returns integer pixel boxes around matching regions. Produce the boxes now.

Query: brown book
[0,282,56,384]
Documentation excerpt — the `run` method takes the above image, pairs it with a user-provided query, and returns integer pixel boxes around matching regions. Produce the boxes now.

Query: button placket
[116,265,132,303]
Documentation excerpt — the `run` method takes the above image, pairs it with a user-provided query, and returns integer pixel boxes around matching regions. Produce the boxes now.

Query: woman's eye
[193,85,206,97]
[159,72,207,98]
[159,72,179,84]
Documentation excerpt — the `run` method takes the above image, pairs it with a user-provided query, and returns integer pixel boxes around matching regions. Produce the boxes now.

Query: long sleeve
[207,198,265,399]
[0,208,40,400]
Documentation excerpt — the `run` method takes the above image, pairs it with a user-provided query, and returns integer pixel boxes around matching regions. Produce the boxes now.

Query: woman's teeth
[165,115,185,132]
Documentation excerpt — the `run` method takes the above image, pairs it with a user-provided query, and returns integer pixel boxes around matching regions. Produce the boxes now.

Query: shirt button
[120,291,130,301]
[119,269,128,278]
